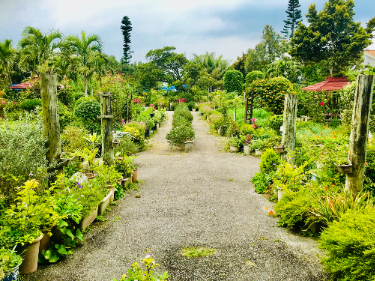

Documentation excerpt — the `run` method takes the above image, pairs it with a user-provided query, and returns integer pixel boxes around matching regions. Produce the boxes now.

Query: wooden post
[40,74,61,164]
[98,92,114,165]
[345,75,375,193]
[281,93,298,161]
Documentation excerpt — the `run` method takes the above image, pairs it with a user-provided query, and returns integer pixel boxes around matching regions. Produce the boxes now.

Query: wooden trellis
[98,92,114,165]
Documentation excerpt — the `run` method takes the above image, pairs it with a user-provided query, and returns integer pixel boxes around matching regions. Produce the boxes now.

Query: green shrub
[74,99,101,133]
[240,124,256,136]
[226,120,240,137]
[246,77,295,114]
[268,115,283,131]
[174,104,193,122]
[245,71,265,84]
[259,149,280,173]
[251,171,275,194]
[166,126,195,147]
[320,208,375,280]
[19,99,41,111]
[223,70,243,93]
[75,96,97,108]
[208,112,224,130]
[172,115,191,128]
[61,126,89,154]
[58,102,74,130]
[114,137,139,156]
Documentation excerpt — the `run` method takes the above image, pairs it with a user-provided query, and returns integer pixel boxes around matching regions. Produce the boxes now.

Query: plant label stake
[345,75,375,193]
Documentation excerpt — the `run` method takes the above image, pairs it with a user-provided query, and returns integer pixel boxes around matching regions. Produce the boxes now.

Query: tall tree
[0,39,17,86]
[281,0,302,38]
[231,53,247,82]
[121,16,133,64]
[62,31,102,96]
[290,0,375,76]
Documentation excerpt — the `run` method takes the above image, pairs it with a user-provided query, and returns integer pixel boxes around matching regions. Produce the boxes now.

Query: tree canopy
[281,0,302,38]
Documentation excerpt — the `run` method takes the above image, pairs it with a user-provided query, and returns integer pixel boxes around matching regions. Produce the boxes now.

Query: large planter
[255,149,263,156]
[39,231,52,252]
[112,139,120,148]
[244,145,251,155]
[185,141,194,152]
[273,146,284,154]
[132,168,138,182]
[124,176,132,187]
[18,234,44,275]
[2,263,21,281]
[80,207,98,231]
[335,163,353,174]
[98,192,112,215]
[230,145,240,152]
[108,185,115,202]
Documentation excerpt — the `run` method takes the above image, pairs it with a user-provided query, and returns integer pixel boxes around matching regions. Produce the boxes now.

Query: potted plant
[112,138,121,147]
[251,139,265,155]
[93,163,122,203]
[166,126,195,149]
[242,134,252,155]
[335,159,353,174]
[273,146,284,154]
[228,136,241,152]
[0,247,23,281]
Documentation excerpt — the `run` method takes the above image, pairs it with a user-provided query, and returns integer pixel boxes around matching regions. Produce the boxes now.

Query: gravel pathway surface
[25,111,327,281]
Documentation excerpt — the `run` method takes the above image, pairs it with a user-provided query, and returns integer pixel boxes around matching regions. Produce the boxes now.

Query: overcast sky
[1,0,374,64]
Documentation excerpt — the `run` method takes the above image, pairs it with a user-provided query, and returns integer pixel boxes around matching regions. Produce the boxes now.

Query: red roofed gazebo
[9,82,34,90]
[302,77,351,92]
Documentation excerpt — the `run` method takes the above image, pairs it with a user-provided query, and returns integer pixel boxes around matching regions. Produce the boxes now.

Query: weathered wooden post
[40,74,61,164]
[98,92,114,165]
[281,93,298,161]
[345,75,375,194]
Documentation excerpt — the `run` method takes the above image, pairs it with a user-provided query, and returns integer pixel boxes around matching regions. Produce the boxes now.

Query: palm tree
[62,31,102,96]
[18,26,62,77]
[0,39,17,86]
[192,52,230,79]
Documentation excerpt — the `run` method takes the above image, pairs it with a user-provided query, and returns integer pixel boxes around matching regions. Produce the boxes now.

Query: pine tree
[121,16,132,64]
[281,0,302,38]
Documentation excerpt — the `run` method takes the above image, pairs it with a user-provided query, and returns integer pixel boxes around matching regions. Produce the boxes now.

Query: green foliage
[259,149,280,173]
[113,251,170,281]
[115,183,125,200]
[0,114,48,204]
[246,77,295,114]
[245,71,265,84]
[290,0,373,76]
[267,115,283,131]
[114,137,139,156]
[223,69,243,93]
[121,16,133,64]
[74,99,101,133]
[181,247,217,257]
[114,156,135,178]
[251,171,275,194]
[227,136,242,147]
[166,126,195,147]
[0,247,22,275]
[240,124,256,136]
[19,99,41,111]
[320,208,375,280]
[61,126,89,154]
[58,102,74,130]
[280,0,302,38]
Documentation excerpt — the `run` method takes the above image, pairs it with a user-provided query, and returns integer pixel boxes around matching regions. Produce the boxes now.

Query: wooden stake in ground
[281,93,298,161]
[98,92,114,165]
[345,75,375,194]
[40,74,61,164]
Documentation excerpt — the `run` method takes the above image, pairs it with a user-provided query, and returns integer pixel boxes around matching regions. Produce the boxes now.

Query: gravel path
[26,111,327,281]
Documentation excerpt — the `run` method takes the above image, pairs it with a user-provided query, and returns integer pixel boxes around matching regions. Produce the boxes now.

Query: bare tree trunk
[84,75,88,97]
[99,92,114,165]
[281,93,298,161]
[40,74,61,164]
[345,75,375,193]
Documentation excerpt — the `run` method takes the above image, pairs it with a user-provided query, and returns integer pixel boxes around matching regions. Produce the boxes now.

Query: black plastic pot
[150,113,155,118]
[145,130,150,138]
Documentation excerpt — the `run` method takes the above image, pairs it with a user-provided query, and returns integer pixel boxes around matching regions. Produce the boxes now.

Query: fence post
[281,93,298,161]
[40,74,61,164]
[98,92,114,165]
[345,75,375,193]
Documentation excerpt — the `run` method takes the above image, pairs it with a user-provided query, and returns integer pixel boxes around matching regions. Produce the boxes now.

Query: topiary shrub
[166,126,195,147]
[19,99,41,111]
[74,99,101,133]
[223,70,243,93]
[240,124,256,136]
[268,115,283,131]
[259,148,280,173]
[246,71,265,84]
[246,77,295,114]
[320,208,375,281]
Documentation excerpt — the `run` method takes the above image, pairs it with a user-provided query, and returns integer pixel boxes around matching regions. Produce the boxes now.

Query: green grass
[228,106,273,124]
[181,247,217,257]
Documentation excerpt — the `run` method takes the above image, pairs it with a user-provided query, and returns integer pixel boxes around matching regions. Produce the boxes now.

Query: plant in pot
[71,147,99,177]
[242,134,252,155]
[250,139,265,155]
[39,177,84,264]
[0,246,23,281]
[228,136,242,152]
[1,180,58,274]
[114,156,134,180]
[93,163,122,203]
[166,126,195,149]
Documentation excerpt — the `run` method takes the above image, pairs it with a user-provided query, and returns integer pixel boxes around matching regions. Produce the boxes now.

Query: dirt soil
[25,111,328,281]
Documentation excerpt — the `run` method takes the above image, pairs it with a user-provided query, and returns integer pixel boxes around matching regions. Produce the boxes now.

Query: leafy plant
[114,156,135,178]
[0,246,22,278]
[227,136,241,147]
[166,126,195,147]
[19,99,41,111]
[259,148,280,173]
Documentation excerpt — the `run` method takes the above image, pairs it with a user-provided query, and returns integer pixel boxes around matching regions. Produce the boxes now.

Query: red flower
[268,210,274,215]
[320,101,324,106]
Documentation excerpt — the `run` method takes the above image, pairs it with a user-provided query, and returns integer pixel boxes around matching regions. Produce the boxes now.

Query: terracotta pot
[132,169,138,182]
[98,192,112,215]
[108,185,115,202]
[117,178,124,186]
[18,234,44,275]
[80,207,98,231]
[39,232,52,252]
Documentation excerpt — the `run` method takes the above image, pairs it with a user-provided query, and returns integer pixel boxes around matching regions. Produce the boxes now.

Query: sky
[0,0,374,64]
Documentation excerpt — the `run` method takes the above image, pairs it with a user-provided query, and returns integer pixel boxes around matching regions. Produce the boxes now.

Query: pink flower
[320,101,324,106]
[253,124,257,129]
[122,119,124,122]
[114,100,117,102]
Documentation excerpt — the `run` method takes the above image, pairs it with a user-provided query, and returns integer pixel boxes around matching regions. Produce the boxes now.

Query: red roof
[302,77,351,92]
[365,50,375,57]
[9,82,34,89]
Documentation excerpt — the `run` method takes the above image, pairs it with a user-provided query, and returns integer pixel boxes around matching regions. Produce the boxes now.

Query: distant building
[364,50,375,67]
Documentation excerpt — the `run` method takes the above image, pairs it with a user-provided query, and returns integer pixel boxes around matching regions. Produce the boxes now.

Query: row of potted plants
[166,103,195,151]
[0,156,138,280]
